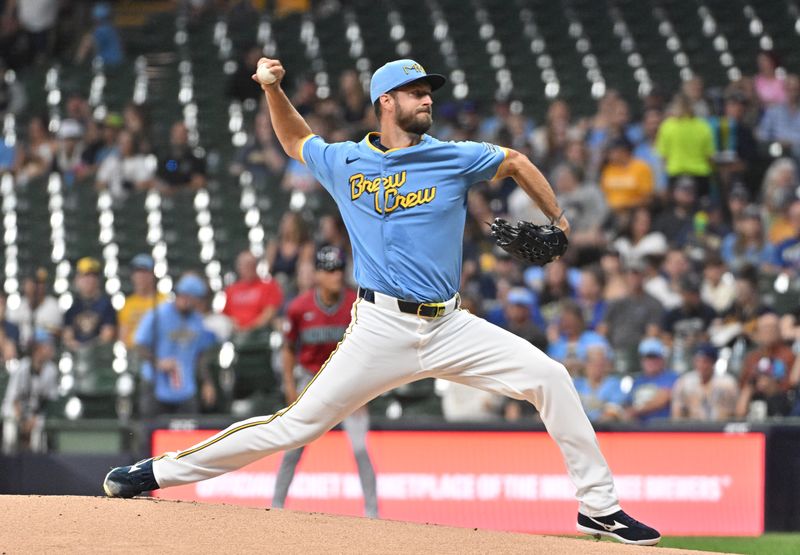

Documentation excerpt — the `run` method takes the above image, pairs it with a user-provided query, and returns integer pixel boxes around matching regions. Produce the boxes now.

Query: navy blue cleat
[103,458,160,498]
[577,510,661,545]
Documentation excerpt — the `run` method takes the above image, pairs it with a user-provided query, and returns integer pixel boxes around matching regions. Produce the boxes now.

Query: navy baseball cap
[316,246,346,271]
[369,59,446,104]
[694,342,718,360]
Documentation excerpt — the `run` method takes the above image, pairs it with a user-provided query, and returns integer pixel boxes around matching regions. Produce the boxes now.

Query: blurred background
[0,0,799,542]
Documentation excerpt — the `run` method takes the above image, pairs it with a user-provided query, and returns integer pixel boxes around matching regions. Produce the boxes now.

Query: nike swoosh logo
[128,462,141,474]
[346,156,360,164]
[589,517,629,532]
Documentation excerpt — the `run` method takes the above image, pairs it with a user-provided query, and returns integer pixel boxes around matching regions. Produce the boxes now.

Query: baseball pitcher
[104,58,660,545]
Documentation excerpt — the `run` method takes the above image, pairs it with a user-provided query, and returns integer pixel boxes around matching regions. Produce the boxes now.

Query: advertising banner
[153,431,764,535]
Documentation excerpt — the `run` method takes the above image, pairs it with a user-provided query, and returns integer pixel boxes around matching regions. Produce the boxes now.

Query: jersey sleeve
[260,280,283,309]
[458,141,508,185]
[300,134,343,193]
[284,299,302,347]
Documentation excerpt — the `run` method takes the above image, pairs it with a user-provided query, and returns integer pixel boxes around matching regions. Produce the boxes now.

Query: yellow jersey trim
[490,146,510,181]
[364,132,423,155]
[172,299,362,461]
[297,133,316,165]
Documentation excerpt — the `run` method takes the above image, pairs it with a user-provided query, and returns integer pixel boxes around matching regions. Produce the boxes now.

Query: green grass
[657,534,800,554]
[570,533,800,554]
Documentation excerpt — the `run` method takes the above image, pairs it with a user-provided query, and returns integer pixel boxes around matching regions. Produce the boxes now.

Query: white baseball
[257,64,277,85]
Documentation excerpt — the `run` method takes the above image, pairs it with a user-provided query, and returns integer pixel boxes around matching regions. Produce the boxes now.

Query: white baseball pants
[153,296,621,517]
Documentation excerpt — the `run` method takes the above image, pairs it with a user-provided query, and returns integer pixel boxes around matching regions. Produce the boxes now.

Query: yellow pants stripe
[172,299,362,461]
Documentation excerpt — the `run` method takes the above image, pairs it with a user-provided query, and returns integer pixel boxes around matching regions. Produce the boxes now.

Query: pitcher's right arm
[251,58,313,161]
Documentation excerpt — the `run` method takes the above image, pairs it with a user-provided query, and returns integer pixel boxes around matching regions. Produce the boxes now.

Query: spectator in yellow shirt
[655,93,716,197]
[118,254,166,348]
[600,138,655,214]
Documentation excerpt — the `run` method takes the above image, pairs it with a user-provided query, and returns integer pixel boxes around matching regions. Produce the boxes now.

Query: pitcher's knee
[544,359,572,385]
[293,425,329,447]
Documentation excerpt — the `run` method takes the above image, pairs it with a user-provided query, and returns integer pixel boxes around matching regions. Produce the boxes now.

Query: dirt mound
[0,495,716,554]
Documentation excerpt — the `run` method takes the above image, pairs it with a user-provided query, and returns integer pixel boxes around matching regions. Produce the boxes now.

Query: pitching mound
[1,495,717,554]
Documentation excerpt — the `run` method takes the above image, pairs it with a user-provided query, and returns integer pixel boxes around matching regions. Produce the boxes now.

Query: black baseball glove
[490,218,569,266]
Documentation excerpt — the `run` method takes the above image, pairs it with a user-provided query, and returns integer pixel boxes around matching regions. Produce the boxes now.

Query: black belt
[357,288,457,318]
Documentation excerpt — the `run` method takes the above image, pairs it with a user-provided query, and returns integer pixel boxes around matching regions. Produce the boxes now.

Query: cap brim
[395,73,447,94]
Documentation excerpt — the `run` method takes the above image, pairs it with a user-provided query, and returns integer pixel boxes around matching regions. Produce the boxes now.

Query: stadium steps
[704,0,760,76]
[160,189,203,277]
[15,176,56,275]
[658,0,727,86]
[113,190,150,288]
[493,2,547,114]
[526,0,594,113]
[753,1,800,69]
[312,5,360,77]
[569,0,639,102]
[616,0,682,95]
[208,178,249,271]
[63,177,103,263]
[352,4,396,71]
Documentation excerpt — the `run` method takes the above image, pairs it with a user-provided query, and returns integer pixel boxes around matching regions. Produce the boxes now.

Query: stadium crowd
[3,2,800,453]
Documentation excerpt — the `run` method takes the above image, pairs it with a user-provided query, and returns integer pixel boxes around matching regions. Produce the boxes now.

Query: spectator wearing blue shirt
[501,287,547,351]
[632,108,668,194]
[574,343,625,422]
[0,136,15,173]
[63,257,117,351]
[772,199,800,274]
[135,274,217,416]
[75,3,123,67]
[720,204,774,273]
[624,338,679,423]
[548,301,611,376]
[758,75,800,161]
[576,267,607,331]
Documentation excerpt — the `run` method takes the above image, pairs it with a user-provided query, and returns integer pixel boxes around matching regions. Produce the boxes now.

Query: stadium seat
[229,329,283,415]
[71,343,120,419]
[393,378,442,418]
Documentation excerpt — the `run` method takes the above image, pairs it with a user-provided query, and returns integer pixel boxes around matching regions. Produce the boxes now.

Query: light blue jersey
[301,132,507,302]
[135,302,217,404]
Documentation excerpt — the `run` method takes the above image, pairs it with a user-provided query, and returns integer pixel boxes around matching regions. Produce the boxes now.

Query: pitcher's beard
[397,110,432,135]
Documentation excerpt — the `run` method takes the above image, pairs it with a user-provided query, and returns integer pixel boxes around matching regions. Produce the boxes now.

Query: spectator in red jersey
[274,245,378,518]
[222,250,283,332]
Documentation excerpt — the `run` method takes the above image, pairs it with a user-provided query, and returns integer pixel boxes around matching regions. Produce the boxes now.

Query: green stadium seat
[66,344,120,419]
[228,329,282,415]
[394,378,442,418]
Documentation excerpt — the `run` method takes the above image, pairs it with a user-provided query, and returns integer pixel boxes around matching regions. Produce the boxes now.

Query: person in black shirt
[662,273,717,373]
[155,121,206,192]
[226,46,264,104]
[63,257,117,352]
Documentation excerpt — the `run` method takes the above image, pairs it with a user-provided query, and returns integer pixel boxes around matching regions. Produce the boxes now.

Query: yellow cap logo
[402,63,425,75]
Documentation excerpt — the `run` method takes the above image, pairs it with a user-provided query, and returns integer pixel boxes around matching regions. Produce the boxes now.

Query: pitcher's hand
[252,58,286,90]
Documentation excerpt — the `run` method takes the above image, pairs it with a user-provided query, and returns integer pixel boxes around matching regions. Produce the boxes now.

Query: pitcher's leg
[342,406,378,518]
[271,447,305,508]
[152,300,417,488]
[427,310,620,516]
